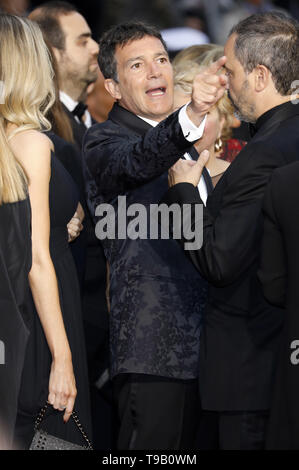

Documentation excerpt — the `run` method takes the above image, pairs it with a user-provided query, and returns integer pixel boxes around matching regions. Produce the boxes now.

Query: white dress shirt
[59,91,92,128]
[139,103,208,205]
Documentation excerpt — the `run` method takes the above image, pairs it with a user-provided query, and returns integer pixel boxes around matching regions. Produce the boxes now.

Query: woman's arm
[10,130,77,422]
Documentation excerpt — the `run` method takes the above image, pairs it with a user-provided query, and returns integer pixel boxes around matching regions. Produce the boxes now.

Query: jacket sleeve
[82,110,196,199]
[257,176,287,307]
[161,144,284,287]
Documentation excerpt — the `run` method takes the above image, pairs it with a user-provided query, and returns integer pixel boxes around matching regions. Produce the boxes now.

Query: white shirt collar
[59,91,78,112]
[138,111,208,205]
[138,115,159,127]
[59,90,92,128]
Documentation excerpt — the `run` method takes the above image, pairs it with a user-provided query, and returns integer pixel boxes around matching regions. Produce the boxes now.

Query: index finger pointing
[204,56,227,75]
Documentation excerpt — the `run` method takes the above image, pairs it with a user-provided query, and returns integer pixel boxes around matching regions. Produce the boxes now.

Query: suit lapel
[109,103,152,136]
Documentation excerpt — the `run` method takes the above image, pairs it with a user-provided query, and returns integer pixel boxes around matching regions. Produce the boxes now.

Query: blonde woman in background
[0,14,91,448]
[172,43,217,67]
[173,45,246,186]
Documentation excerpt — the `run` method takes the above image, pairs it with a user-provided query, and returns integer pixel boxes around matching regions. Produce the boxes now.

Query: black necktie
[72,102,87,121]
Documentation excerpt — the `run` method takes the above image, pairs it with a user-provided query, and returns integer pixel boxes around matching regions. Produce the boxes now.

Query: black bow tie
[72,102,88,121]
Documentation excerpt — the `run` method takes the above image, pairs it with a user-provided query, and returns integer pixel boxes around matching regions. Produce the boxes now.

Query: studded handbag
[29,403,93,450]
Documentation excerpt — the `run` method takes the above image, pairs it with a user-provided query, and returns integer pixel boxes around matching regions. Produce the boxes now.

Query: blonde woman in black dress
[0,14,91,448]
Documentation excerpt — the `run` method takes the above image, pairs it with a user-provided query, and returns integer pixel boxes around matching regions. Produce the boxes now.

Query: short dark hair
[29,1,78,50]
[230,11,299,95]
[98,21,168,82]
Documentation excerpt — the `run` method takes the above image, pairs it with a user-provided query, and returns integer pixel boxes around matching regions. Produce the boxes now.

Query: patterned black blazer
[83,103,212,380]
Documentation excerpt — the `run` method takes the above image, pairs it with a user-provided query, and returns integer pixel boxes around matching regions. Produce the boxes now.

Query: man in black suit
[29,2,98,144]
[83,21,225,449]
[258,162,299,449]
[162,11,299,449]
[29,2,112,449]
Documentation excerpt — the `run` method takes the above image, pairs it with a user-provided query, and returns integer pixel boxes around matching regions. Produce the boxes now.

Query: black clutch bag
[29,403,93,450]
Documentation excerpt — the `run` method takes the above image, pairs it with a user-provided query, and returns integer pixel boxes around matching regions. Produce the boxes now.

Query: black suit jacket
[258,162,299,449]
[83,103,212,380]
[162,101,299,410]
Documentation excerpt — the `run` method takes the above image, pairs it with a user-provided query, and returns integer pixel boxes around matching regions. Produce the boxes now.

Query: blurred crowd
[1,0,297,126]
[1,0,299,44]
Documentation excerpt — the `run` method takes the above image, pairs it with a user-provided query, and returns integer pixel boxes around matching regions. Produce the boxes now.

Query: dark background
[2,0,299,44]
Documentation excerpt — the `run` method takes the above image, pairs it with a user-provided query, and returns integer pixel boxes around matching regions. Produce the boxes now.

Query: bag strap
[34,403,93,450]
[34,403,48,432]
[71,411,93,450]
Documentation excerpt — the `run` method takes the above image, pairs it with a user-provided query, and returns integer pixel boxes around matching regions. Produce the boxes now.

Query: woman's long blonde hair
[0,14,55,204]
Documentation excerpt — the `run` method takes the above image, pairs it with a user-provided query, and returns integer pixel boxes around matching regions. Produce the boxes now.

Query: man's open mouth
[146,87,166,97]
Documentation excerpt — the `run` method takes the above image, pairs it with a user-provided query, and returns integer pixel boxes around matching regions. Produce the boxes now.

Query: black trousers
[113,374,200,450]
[197,410,269,450]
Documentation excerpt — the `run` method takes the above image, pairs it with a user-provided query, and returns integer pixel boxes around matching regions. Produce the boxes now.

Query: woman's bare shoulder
[9,129,54,153]
[9,130,54,178]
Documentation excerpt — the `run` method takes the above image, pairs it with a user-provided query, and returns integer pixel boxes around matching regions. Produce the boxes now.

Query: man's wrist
[186,102,206,127]
[178,103,207,142]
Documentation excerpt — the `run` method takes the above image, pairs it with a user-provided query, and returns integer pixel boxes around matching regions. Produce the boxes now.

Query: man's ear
[104,79,122,100]
[254,65,270,92]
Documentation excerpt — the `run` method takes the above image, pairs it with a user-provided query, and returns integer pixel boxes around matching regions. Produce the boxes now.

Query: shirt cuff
[161,182,202,207]
[178,103,207,142]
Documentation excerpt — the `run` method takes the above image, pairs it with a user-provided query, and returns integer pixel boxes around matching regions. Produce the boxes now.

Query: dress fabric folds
[0,198,32,448]
[14,153,92,449]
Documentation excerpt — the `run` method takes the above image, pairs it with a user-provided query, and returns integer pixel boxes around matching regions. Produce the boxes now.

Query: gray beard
[233,109,256,124]
[228,90,256,124]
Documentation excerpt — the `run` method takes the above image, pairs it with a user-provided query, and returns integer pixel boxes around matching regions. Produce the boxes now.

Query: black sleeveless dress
[0,198,32,448]
[14,153,92,449]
